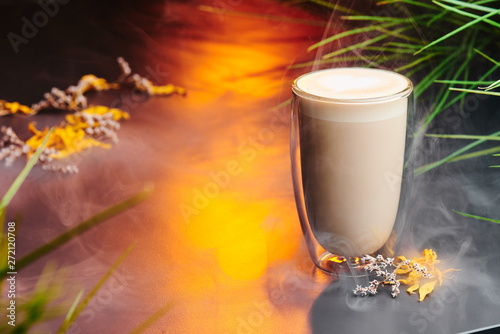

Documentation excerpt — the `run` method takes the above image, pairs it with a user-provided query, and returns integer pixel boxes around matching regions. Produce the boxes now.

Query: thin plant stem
[0,185,152,279]
[453,210,500,224]
[414,8,500,55]
[415,129,500,175]
[57,243,136,333]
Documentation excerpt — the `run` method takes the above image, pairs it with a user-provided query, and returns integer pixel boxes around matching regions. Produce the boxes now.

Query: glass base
[315,251,368,277]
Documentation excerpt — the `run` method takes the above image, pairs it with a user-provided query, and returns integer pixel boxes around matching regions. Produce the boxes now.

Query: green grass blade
[413,50,458,98]
[449,88,500,96]
[0,185,153,279]
[435,79,495,85]
[415,129,500,175]
[447,145,500,162]
[373,25,424,44]
[365,46,418,53]
[0,128,53,218]
[341,15,421,23]
[440,61,499,110]
[378,0,438,11]
[425,134,500,141]
[307,22,398,52]
[417,30,476,134]
[395,52,441,72]
[61,290,84,329]
[57,243,136,333]
[322,28,410,59]
[480,78,500,90]
[384,42,424,49]
[453,210,500,224]
[308,0,361,14]
[474,48,500,66]
[433,1,500,29]
[404,62,428,77]
[414,8,500,55]
[439,0,499,13]
[128,301,176,334]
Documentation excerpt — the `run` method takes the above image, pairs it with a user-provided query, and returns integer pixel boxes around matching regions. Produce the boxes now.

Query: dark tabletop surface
[1,0,500,333]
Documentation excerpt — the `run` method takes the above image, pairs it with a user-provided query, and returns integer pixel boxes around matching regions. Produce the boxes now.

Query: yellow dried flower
[77,74,120,93]
[151,83,186,96]
[418,280,437,302]
[354,249,457,301]
[0,100,34,116]
[395,248,456,301]
[26,122,111,159]
[0,57,185,173]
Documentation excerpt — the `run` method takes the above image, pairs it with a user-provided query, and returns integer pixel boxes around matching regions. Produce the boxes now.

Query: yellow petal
[395,267,412,274]
[418,280,437,302]
[396,255,407,263]
[407,283,420,294]
[423,249,438,264]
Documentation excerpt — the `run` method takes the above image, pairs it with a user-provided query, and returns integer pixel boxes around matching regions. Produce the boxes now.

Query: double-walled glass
[290,68,414,275]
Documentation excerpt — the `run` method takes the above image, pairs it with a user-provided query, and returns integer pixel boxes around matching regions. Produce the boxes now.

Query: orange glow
[126,0,331,332]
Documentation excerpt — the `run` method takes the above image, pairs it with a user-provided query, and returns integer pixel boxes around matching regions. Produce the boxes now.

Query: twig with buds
[354,253,433,299]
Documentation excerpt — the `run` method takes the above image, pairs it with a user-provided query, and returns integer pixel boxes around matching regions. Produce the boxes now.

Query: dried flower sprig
[0,58,185,172]
[353,249,456,301]
[3,57,185,117]
[0,106,129,173]
[0,100,34,116]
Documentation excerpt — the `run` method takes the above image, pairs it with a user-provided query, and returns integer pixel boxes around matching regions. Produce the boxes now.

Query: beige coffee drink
[293,68,412,258]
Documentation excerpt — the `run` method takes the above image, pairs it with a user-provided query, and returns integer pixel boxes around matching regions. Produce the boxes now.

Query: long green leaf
[433,1,500,29]
[341,15,423,23]
[415,129,500,175]
[474,48,500,66]
[308,0,361,14]
[447,145,500,162]
[481,78,500,90]
[453,210,500,224]
[440,60,499,111]
[0,128,53,217]
[129,301,176,334]
[415,8,500,55]
[434,80,495,85]
[440,0,499,13]
[449,88,500,96]
[322,28,409,59]
[61,290,84,329]
[420,39,472,131]
[378,0,438,11]
[425,134,500,141]
[414,50,458,98]
[0,185,153,279]
[307,22,398,52]
[57,243,136,333]
[395,52,441,72]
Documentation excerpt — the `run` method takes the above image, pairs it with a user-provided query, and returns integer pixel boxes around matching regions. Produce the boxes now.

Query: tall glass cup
[290,68,414,275]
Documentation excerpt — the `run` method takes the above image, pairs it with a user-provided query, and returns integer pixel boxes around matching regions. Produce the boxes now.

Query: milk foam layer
[295,67,411,101]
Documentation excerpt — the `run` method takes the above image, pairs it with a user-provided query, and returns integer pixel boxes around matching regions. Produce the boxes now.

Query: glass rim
[292,67,413,104]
